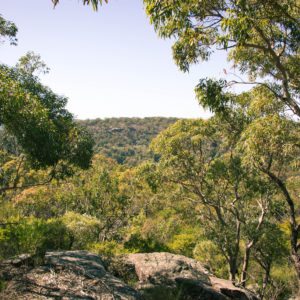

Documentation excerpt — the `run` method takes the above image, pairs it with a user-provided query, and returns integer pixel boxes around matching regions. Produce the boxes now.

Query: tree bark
[240,202,266,287]
[229,259,238,283]
[240,243,253,287]
[228,220,241,283]
[260,264,271,300]
[291,252,300,297]
[264,169,300,293]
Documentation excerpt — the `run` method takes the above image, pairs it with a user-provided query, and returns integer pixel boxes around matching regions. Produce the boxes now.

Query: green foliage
[167,227,200,258]
[266,263,298,299]
[0,15,17,45]
[14,186,69,219]
[124,233,169,253]
[195,79,232,114]
[88,241,125,257]
[0,217,71,259]
[14,155,132,240]
[61,212,101,249]
[0,60,94,170]
[240,114,300,173]
[193,240,228,278]
[16,51,49,76]
[0,1,298,296]
[53,0,108,11]
[125,209,182,251]
[150,113,291,284]
[79,117,178,166]
[0,112,297,296]
[144,0,300,117]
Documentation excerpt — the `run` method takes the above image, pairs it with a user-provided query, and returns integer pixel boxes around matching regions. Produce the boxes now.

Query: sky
[0,0,233,120]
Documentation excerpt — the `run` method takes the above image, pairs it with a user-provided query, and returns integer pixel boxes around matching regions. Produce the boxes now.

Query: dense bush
[0,217,71,259]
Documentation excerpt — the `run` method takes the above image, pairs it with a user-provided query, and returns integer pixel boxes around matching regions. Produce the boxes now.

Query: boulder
[108,252,258,300]
[0,250,141,300]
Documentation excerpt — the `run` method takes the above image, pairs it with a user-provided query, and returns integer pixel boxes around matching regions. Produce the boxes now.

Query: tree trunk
[229,220,241,284]
[291,251,300,297]
[229,262,237,283]
[241,200,266,288]
[240,243,253,287]
[264,169,300,293]
[260,264,270,300]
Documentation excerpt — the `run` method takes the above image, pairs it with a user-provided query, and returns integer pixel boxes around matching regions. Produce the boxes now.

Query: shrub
[193,240,227,278]
[61,211,102,249]
[88,241,125,257]
[0,217,71,259]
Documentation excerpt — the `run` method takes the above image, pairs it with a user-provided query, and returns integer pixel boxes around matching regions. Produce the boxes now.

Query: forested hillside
[1,1,300,299]
[78,117,178,165]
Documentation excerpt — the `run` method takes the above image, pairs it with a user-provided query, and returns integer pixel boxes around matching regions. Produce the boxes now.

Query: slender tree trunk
[261,264,270,300]
[264,169,300,294]
[228,220,241,284]
[240,242,253,287]
[68,233,74,249]
[241,206,265,287]
[229,259,238,283]
[291,251,300,297]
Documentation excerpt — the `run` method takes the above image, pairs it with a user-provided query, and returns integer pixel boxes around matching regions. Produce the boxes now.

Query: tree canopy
[0,56,94,170]
[0,16,94,182]
[0,14,17,45]
[52,0,107,10]
[144,0,300,117]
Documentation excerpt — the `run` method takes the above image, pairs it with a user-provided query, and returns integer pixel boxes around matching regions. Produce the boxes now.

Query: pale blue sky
[0,0,234,119]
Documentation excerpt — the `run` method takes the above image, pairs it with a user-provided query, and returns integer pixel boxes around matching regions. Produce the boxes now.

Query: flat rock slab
[0,251,141,300]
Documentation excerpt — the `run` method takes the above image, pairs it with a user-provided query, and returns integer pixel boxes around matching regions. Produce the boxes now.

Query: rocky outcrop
[0,251,257,300]
[108,252,258,300]
[0,251,141,300]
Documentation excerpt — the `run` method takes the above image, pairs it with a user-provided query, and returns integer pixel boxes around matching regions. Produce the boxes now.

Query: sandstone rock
[108,252,258,300]
[0,251,258,300]
[0,250,141,300]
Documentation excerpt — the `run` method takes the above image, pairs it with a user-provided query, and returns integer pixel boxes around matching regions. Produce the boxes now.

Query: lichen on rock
[0,251,258,300]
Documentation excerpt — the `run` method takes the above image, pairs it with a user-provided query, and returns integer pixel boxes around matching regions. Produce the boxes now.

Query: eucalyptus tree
[0,14,17,45]
[151,117,273,284]
[240,113,300,287]
[0,55,94,189]
[252,222,290,299]
[144,0,300,117]
[196,82,300,289]
[0,16,94,193]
